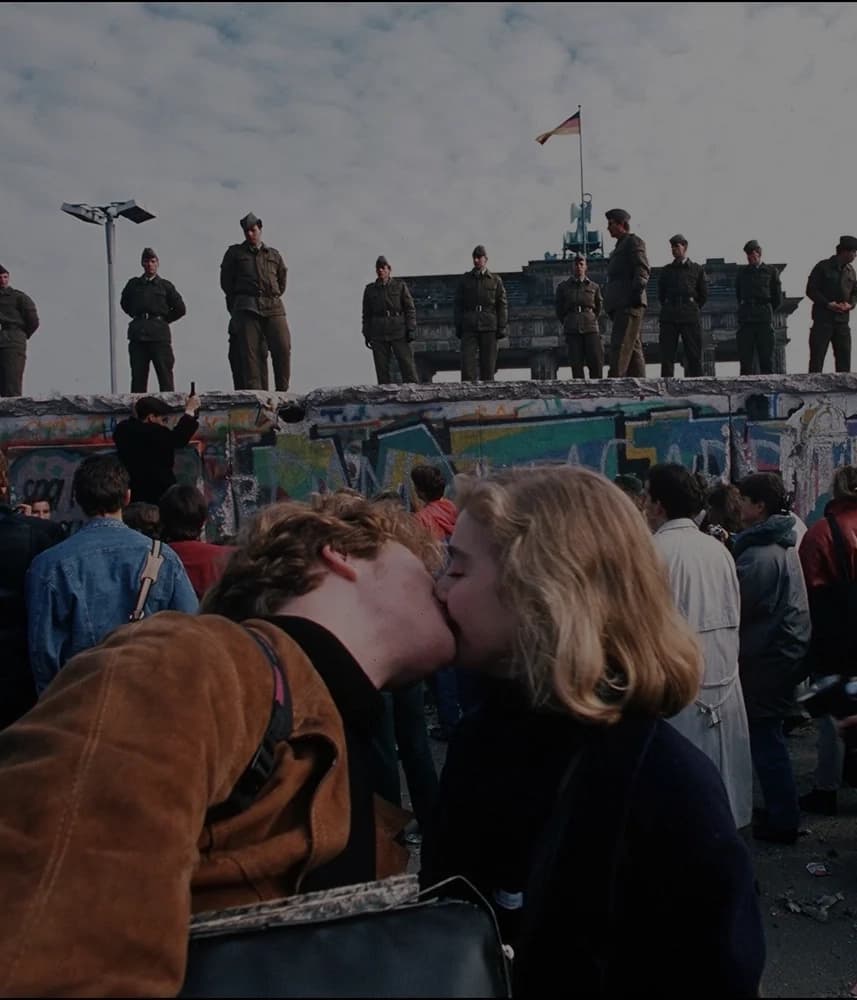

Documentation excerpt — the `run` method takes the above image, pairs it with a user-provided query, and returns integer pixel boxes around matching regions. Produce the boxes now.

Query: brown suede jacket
[0,613,408,996]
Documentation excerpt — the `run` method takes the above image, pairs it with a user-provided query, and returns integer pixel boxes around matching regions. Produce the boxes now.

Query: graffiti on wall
[3,386,857,539]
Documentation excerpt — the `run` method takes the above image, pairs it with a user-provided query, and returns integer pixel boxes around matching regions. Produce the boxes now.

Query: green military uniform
[806,244,857,373]
[454,249,508,381]
[603,220,649,377]
[0,271,39,398]
[658,245,708,377]
[735,242,782,375]
[220,214,291,391]
[119,271,186,393]
[555,274,603,379]
[361,273,418,384]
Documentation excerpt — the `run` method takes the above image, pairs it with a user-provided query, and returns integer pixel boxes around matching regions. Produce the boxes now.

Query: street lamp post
[61,200,156,394]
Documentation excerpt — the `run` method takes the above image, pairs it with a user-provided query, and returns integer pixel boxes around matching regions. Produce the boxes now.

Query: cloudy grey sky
[3,1,856,396]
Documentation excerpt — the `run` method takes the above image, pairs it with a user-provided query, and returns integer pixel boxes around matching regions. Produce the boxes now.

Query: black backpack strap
[206,626,294,823]
[826,513,853,582]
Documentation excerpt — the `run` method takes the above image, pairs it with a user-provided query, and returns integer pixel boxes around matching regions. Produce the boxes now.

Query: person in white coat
[645,464,753,828]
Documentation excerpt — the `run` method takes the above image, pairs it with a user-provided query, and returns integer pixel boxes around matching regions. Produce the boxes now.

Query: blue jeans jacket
[25,517,198,694]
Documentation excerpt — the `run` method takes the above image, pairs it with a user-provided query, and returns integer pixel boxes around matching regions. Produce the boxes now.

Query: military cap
[0,265,8,276]
[472,244,487,258]
[135,396,171,420]
[375,255,390,269]
[240,212,263,232]
[605,208,631,224]
[838,235,857,251]
[743,239,761,254]
[669,234,688,246]
[141,247,158,261]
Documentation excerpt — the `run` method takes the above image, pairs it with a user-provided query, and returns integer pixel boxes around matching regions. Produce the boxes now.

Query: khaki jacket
[555,277,602,335]
[604,233,650,315]
[0,613,407,996]
[362,277,417,342]
[220,241,287,317]
[454,269,508,337]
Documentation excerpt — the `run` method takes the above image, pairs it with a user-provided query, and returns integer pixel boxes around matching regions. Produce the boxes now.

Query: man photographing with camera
[113,391,200,504]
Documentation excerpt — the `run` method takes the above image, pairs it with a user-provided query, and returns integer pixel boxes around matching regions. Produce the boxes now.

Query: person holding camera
[734,472,811,844]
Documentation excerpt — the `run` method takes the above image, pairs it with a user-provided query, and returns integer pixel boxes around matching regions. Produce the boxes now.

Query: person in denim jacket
[26,454,197,695]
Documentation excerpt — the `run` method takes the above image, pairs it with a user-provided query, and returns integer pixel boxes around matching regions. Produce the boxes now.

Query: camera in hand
[798,676,857,786]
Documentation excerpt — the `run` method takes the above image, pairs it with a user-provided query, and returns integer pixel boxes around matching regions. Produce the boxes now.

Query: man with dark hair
[411,465,457,541]
[113,392,200,503]
[613,473,645,512]
[658,235,708,377]
[454,245,508,382]
[220,212,291,390]
[362,255,418,384]
[25,454,197,695]
[122,502,161,539]
[645,464,752,827]
[735,240,783,375]
[0,449,64,728]
[734,471,810,843]
[805,236,857,373]
[159,484,234,598]
[0,264,40,397]
[119,248,186,392]
[603,208,650,378]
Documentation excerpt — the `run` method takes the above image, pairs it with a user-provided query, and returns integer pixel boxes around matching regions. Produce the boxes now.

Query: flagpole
[577,105,586,258]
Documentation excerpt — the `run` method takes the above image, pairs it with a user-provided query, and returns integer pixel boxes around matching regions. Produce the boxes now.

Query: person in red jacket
[411,465,457,541]
[798,465,857,815]
[159,484,235,598]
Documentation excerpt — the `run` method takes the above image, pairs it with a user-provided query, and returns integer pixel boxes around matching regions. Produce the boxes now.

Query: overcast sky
[3,1,856,396]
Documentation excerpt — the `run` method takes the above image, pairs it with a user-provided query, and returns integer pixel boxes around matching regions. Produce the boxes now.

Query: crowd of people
[3,208,856,396]
[2,424,857,994]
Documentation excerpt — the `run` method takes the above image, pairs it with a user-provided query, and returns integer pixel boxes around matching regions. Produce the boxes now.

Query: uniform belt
[382,311,402,317]
[475,305,483,312]
[136,313,165,321]
[665,296,695,304]
[568,306,594,313]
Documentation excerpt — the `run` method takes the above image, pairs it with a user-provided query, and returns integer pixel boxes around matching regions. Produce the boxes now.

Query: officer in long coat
[119,248,186,392]
[603,209,649,378]
[735,240,782,375]
[805,235,857,373]
[0,265,39,397]
[555,255,603,379]
[657,235,708,377]
[220,213,291,391]
[454,245,508,381]
[361,255,417,384]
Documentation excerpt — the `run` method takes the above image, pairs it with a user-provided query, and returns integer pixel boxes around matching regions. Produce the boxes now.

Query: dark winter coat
[113,413,199,504]
[454,269,508,337]
[735,264,783,323]
[733,514,811,717]
[658,259,708,323]
[423,681,764,998]
[603,233,650,315]
[0,286,39,338]
[805,256,857,325]
[555,277,602,335]
[120,275,186,343]
[361,278,416,343]
[0,505,64,728]
[220,242,287,317]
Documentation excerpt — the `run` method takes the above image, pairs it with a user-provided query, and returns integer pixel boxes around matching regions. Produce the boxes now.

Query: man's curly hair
[201,496,442,622]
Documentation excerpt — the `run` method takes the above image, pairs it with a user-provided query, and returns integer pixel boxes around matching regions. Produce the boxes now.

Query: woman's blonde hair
[456,466,701,724]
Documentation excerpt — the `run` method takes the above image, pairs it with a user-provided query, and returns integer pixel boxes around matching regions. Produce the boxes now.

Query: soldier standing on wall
[735,240,782,375]
[658,235,708,377]
[220,213,291,391]
[555,254,603,379]
[805,235,857,373]
[119,248,186,393]
[603,209,650,378]
[454,245,508,382]
[361,255,418,384]
[0,265,39,398]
